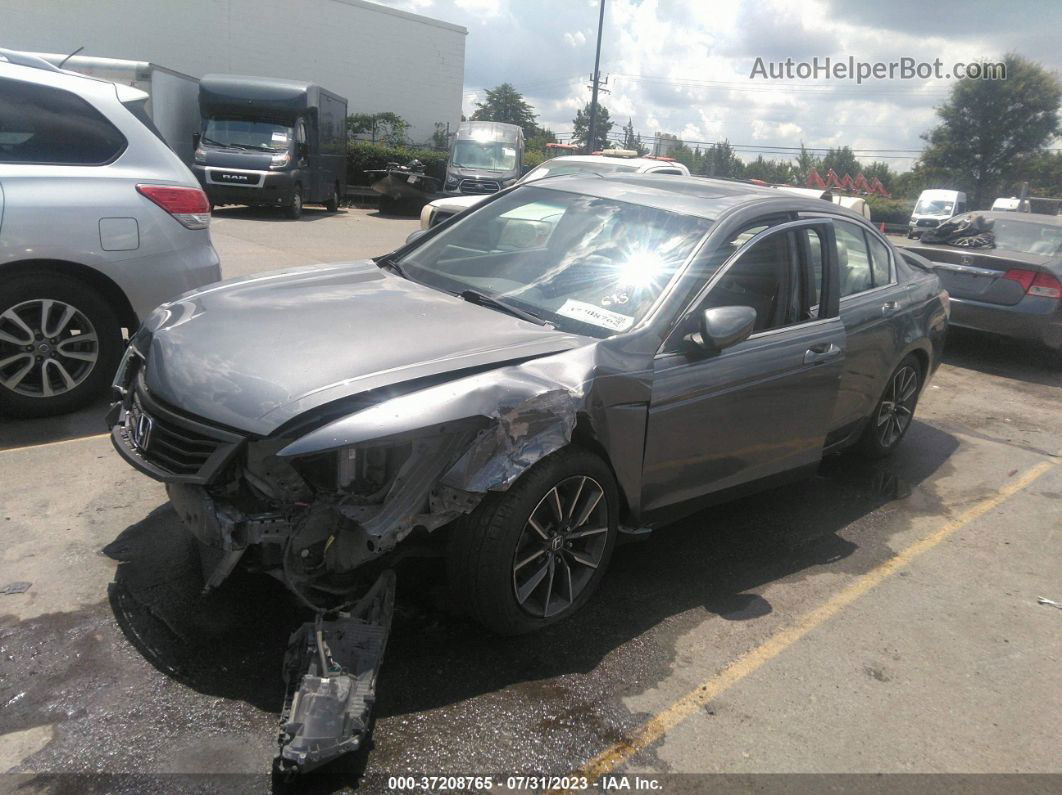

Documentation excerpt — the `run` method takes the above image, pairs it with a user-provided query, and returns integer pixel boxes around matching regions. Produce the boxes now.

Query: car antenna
[58,46,84,68]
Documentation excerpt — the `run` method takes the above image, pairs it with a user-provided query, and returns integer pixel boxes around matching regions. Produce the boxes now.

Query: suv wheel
[285,186,303,219]
[446,447,618,635]
[855,354,922,458]
[0,274,123,418]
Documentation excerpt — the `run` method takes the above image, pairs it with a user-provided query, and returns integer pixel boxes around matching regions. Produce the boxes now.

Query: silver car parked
[0,49,220,417]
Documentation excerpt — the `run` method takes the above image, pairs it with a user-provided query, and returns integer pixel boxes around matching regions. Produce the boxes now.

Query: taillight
[1002,268,1036,292]
[1002,268,1061,299]
[1029,272,1062,299]
[136,184,210,229]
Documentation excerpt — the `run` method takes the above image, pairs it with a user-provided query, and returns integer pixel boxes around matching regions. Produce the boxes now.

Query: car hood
[141,262,586,435]
[430,194,489,213]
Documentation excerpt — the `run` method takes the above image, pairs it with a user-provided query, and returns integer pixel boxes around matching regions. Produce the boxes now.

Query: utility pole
[586,0,606,154]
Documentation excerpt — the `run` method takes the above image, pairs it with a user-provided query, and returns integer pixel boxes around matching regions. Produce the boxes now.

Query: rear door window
[833,220,874,297]
[866,233,893,286]
[0,77,127,165]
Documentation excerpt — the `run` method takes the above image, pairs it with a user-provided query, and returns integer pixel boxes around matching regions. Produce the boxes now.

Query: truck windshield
[914,199,954,216]
[452,141,517,171]
[202,118,293,151]
[396,186,711,338]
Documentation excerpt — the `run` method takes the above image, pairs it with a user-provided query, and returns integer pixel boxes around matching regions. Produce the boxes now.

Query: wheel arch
[570,414,634,525]
[0,258,138,332]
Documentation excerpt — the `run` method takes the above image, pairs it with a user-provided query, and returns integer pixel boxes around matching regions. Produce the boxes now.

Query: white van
[908,189,967,238]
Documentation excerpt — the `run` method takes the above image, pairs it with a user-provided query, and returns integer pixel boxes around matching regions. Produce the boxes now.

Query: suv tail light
[136,184,210,229]
[1002,268,1061,299]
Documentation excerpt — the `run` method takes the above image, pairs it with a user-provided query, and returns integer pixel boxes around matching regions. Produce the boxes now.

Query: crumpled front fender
[277,367,581,496]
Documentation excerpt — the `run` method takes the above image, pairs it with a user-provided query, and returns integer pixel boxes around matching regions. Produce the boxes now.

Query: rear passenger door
[641,219,846,514]
[825,218,903,433]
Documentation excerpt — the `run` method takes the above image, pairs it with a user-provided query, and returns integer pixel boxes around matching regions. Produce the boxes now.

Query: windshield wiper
[202,138,264,151]
[458,290,549,326]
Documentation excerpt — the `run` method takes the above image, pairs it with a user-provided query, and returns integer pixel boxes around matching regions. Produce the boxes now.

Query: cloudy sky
[374,0,1061,170]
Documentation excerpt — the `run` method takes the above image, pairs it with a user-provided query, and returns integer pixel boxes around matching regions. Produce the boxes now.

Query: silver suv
[0,49,220,417]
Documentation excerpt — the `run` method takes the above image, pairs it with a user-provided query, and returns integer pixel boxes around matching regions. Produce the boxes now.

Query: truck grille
[116,379,244,484]
[459,179,500,194]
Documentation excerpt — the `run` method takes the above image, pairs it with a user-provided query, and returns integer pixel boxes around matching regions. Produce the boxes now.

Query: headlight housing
[194,146,206,164]
[445,174,459,187]
[501,177,518,187]
[270,151,292,170]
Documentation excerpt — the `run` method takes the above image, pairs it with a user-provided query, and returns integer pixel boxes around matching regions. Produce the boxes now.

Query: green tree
[571,103,613,151]
[430,122,450,150]
[921,54,1061,208]
[862,161,895,189]
[621,118,649,155]
[819,146,860,178]
[526,126,558,154]
[347,112,409,146]
[701,140,743,178]
[470,83,540,138]
[1013,150,1062,197]
[794,143,820,178]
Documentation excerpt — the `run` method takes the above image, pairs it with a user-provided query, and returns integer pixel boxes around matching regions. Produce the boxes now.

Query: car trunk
[903,245,1056,306]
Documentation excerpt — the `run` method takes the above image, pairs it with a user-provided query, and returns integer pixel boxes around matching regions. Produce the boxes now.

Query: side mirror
[693,306,757,354]
[405,229,428,245]
[192,132,201,148]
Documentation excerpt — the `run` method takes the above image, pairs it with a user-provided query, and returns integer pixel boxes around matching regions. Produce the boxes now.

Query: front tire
[446,447,619,635]
[855,354,923,459]
[0,274,123,418]
[285,185,303,219]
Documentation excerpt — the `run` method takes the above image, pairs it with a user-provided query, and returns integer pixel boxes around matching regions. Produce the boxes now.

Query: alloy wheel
[512,475,610,618]
[875,365,918,448]
[0,299,100,398]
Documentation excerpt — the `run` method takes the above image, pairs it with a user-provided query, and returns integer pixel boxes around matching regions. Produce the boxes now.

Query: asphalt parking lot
[1,208,1060,791]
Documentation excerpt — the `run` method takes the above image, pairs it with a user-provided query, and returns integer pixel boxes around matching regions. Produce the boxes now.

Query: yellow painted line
[0,432,110,455]
[562,460,1057,788]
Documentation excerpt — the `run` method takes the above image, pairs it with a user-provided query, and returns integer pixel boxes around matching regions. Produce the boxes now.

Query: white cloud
[454,0,502,17]
[370,0,1061,171]
[563,30,587,48]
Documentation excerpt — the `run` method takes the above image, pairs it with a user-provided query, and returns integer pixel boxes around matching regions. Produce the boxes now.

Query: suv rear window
[0,77,127,165]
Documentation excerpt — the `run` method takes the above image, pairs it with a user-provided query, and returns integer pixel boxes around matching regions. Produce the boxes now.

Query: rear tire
[854,354,923,459]
[0,274,123,418]
[324,183,340,212]
[446,447,619,635]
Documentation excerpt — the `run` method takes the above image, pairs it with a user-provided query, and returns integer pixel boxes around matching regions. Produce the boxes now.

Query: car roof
[0,50,124,100]
[529,173,855,221]
[548,154,687,172]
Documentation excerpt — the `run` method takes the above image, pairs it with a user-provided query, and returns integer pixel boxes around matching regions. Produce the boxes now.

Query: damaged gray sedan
[109,175,947,771]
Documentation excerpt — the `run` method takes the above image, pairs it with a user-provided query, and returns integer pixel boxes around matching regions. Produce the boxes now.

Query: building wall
[3,0,467,144]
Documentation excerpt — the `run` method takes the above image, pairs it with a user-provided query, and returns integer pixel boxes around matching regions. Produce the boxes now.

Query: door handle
[804,342,842,365]
[881,300,900,315]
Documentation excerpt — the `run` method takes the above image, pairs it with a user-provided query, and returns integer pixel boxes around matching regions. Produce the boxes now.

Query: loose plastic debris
[1037,596,1062,610]
[1,582,31,595]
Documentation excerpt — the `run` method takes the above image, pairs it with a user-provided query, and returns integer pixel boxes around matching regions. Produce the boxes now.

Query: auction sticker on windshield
[556,299,634,331]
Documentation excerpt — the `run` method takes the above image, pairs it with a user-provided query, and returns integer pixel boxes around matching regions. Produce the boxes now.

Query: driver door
[641,219,846,515]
